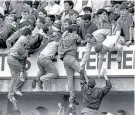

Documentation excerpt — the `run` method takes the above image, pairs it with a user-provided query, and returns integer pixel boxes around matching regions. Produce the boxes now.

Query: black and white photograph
[0,0,134,115]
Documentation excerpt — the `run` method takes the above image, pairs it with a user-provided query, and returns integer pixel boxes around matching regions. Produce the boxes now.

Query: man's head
[119,4,128,18]
[45,15,55,26]
[85,34,97,44]
[113,4,120,14]
[52,20,61,32]
[88,78,96,88]
[5,14,15,24]
[110,14,120,26]
[82,14,91,25]
[22,28,32,37]
[96,9,108,21]
[69,9,79,22]
[94,43,104,53]
[117,109,126,115]
[36,17,45,29]
[101,112,107,115]
[21,9,30,20]
[38,9,47,18]
[42,25,49,34]
[35,106,48,115]
[76,15,82,27]
[64,0,74,11]
[67,25,78,33]
[63,18,72,30]
[83,7,92,15]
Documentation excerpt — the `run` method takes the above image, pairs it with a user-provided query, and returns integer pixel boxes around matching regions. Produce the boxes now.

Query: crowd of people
[0,0,134,115]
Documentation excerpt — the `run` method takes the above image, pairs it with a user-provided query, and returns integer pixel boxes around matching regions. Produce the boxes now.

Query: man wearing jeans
[32,37,59,89]
[7,28,31,110]
[80,69,112,115]
[58,25,81,94]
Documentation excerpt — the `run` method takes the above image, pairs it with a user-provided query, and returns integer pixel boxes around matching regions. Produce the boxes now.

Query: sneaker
[116,56,122,63]
[38,80,43,89]
[32,79,37,89]
[14,90,23,96]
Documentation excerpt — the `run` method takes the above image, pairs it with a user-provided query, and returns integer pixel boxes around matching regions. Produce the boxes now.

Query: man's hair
[63,18,72,25]
[96,8,108,15]
[47,15,55,23]
[119,3,128,10]
[19,21,33,29]
[11,110,21,115]
[38,17,46,24]
[64,0,74,9]
[88,78,96,88]
[36,106,48,115]
[83,7,92,13]
[82,14,91,21]
[22,28,31,36]
[117,109,126,115]
[94,43,103,53]
[39,9,47,15]
[67,25,78,33]
[109,14,120,22]
[69,9,79,16]
[42,25,49,34]
[101,112,107,115]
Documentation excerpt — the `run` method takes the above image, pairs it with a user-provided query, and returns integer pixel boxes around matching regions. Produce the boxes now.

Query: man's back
[80,69,112,111]
[81,82,111,110]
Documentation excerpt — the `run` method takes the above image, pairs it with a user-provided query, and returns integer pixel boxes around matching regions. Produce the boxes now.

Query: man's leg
[32,57,45,89]
[7,56,22,96]
[40,58,58,82]
[63,56,74,92]
[80,43,93,70]
[115,43,123,63]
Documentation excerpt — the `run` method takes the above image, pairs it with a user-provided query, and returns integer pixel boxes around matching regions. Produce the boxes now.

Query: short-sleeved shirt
[116,14,133,41]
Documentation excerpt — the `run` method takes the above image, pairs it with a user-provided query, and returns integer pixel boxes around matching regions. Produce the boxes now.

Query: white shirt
[92,29,111,43]
[40,41,58,57]
[102,35,117,51]
[32,27,41,37]
[45,3,60,15]
[87,0,109,13]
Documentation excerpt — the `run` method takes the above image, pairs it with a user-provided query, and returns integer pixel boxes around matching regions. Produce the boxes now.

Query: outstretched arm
[80,70,87,89]
[101,68,112,96]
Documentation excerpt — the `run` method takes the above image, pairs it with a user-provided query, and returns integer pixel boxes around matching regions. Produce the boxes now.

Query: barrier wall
[0,46,134,78]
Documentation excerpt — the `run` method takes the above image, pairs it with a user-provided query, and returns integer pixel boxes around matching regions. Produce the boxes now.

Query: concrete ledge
[0,77,134,93]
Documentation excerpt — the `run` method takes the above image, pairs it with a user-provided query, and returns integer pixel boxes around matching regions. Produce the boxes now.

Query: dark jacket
[80,74,112,110]
[78,22,97,40]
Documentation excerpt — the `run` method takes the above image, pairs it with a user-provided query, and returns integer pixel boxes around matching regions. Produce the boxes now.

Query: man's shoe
[32,79,37,89]
[14,90,23,96]
[38,80,43,89]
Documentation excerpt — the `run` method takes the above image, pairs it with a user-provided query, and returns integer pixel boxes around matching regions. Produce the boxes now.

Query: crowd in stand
[0,0,134,115]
